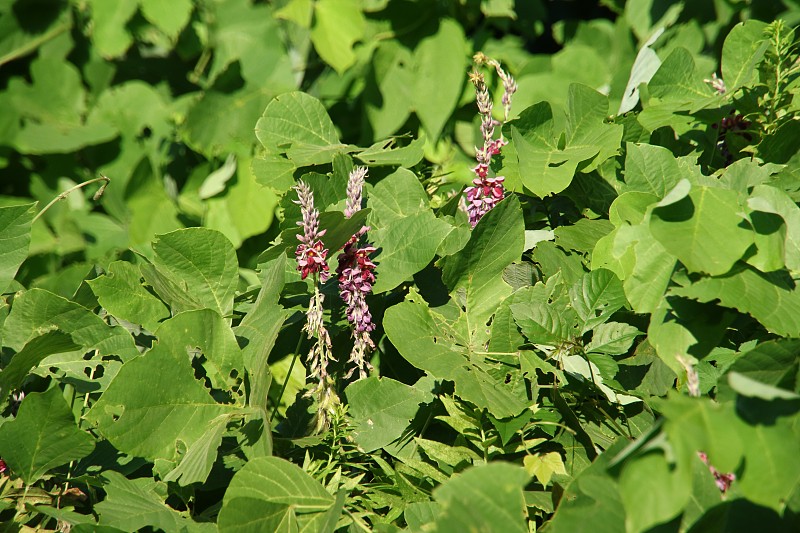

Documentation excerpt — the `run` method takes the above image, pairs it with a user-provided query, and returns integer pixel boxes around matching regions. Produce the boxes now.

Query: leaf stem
[32,175,110,224]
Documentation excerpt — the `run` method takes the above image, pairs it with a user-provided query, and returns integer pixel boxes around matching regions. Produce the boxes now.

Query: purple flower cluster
[464,54,516,227]
[294,181,330,282]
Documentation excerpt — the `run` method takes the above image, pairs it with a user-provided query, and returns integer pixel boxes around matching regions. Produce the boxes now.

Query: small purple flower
[698,451,735,495]
[0,459,7,474]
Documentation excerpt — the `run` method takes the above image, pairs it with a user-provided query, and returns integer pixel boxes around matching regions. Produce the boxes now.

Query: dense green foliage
[1,0,800,531]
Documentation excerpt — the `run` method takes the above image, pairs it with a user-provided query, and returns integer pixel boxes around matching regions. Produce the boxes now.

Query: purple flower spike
[337,167,377,380]
[464,55,515,227]
[294,181,330,282]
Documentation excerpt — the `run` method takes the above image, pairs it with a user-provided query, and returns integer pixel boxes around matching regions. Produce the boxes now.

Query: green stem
[269,333,305,423]
[33,176,110,224]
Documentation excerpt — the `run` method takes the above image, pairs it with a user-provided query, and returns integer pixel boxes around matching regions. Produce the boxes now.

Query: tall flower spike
[294,181,330,283]
[464,54,515,227]
[293,182,338,432]
[338,166,377,380]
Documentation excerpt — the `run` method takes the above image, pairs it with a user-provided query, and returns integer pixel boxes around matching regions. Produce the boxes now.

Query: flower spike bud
[345,166,368,219]
[294,181,330,282]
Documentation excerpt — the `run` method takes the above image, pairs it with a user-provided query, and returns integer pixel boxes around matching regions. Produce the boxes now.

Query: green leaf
[139,0,193,39]
[310,0,365,74]
[622,143,682,198]
[367,168,429,226]
[88,261,170,332]
[251,153,297,194]
[371,210,451,293]
[86,0,138,58]
[512,277,579,345]
[356,135,425,167]
[384,300,526,418]
[721,20,769,92]
[524,451,567,487]
[0,0,71,67]
[345,377,433,453]
[206,0,295,87]
[648,296,735,375]
[150,228,239,318]
[585,322,641,356]
[563,84,623,174]
[0,203,35,294]
[650,181,753,276]
[153,309,244,395]
[2,288,138,360]
[96,471,214,533]
[412,19,466,140]
[236,256,289,412]
[747,184,800,271]
[546,440,627,533]
[672,266,800,337]
[512,107,578,198]
[0,331,79,400]
[255,92,351,166]
[569,269,626,333]
[218,457,334,532]
[432,463,529,533]
[618,451,688,533]
[85,344,238,463]
[724,339,800,394]
[0,387,94,484]
[162,414,228,486]
[183,88,276,157]
[441,195,525,340]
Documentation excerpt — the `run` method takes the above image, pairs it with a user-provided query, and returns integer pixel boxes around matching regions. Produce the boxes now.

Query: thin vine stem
[32,176,110,224]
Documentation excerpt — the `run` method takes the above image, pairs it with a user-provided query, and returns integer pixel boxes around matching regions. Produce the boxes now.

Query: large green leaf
[673,266,800,337]
[371,210,451,293]
[0,387,94,484]
[650,181,753,276]
[150,228,239,318]
[2,288,138,360]
[0,331,79,400]
[96,471,214,533]
[255,92,352,166]
[622,143,682,198]
[412,18,466,140]
[721,20,769,92]
[0,203,36,294]
[218,456,335,533]
[310,0,365,74]
[367,168,430,226]
[153,309,244,395]
[88,260,170,332]
[441,195,524,342]
[85,344,238,463]
[431,463,530,533]
[345,377,433,452]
